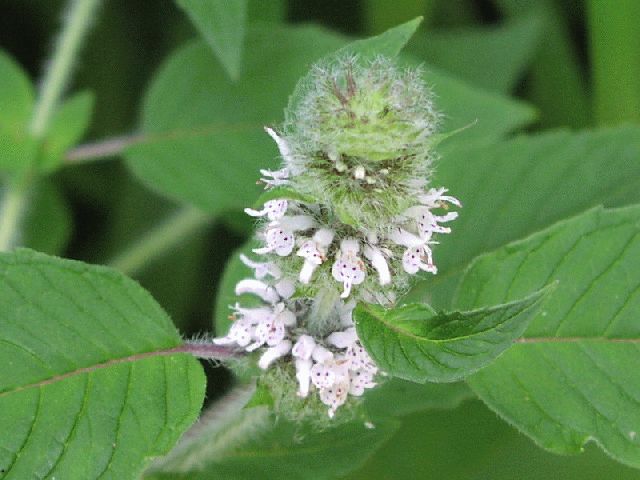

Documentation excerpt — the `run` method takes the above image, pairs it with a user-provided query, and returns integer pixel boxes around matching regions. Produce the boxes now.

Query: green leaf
[146,404,399,480]
[22,180,73,255]
[252,186,317,209]
[406,126,640,310]
[176,0,247,80]
[495,0,589,127]
[40,90,94,172]
[355,287,548,383]
[408,14,544,93]
[338,17,422,59]
[0,49,34,130]
[0,249,205,479]
[365,379,473,417]
[348,400,640,480]
[0,50,36,172]
[455,205,640,468]
[126,23,534,214]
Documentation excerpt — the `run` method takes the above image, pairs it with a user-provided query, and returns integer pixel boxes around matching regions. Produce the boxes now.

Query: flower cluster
[215,55,460,418]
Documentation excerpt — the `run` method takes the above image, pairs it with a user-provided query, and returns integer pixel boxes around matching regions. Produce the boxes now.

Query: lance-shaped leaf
[0,249,205,479]
[456,205,640,468]
[354,288,548,383]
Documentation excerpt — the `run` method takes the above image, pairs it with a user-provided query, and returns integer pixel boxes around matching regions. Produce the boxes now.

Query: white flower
[247,303,296,352]
[332,239,366,298]
[244,199,288,221]
[253,227,296,256]
[296,228,334,284]
[319,380,350,418]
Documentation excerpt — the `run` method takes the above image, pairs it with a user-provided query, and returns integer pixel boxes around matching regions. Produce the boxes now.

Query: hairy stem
[107,206,211,275]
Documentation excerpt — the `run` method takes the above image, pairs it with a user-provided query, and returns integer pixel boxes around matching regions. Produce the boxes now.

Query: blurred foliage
[1,0,640,478]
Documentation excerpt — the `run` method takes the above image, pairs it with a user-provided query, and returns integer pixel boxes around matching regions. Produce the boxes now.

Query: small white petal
[340,238,360,254]
[264,127,293,163]
[354,165,366,180]
[299,260,318,284]
[277,215,315,231]
[295,358,313,397]
[389,228,424,248]
[276,308,297,327]
[326,328,358,348]
[292,335,316,360]
[313,228,335,247]
[239,254,281,279]
[311,362,337,388]
[258,340,292,369]
[311,345,334,363]
[235,279,279,303]
[364,245,391,286]
[274,279,295,299]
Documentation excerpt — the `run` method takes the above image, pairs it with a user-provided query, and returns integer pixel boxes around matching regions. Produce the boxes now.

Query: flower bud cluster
[215,55,460,418]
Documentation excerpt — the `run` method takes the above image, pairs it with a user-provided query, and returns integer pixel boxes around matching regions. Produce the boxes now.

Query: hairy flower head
[216,54,460,420]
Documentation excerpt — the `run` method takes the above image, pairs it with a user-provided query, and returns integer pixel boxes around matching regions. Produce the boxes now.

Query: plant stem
[0,174,31,252]
[30,0,102,138]
[108,207,211,275]
[64,133,145,163]
[0,0,101,252]
[588,0,640,125]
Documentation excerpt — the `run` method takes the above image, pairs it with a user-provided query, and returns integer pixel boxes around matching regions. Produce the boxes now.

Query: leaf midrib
[0,345,192,398]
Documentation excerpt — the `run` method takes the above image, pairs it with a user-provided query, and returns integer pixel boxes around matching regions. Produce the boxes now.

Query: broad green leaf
[22,180,73,255]
[146,404,399,480]
[176,0,247,80]
[408,14,543,93]
[455,206,640,468]
[354,287,548,383]
[0,249,205,479]
[126,23,534,214]
[365,379,473,417]
[40,91,94,172]
[407,126,640,309]
[0,50,34,130]
[348,400,640,480]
